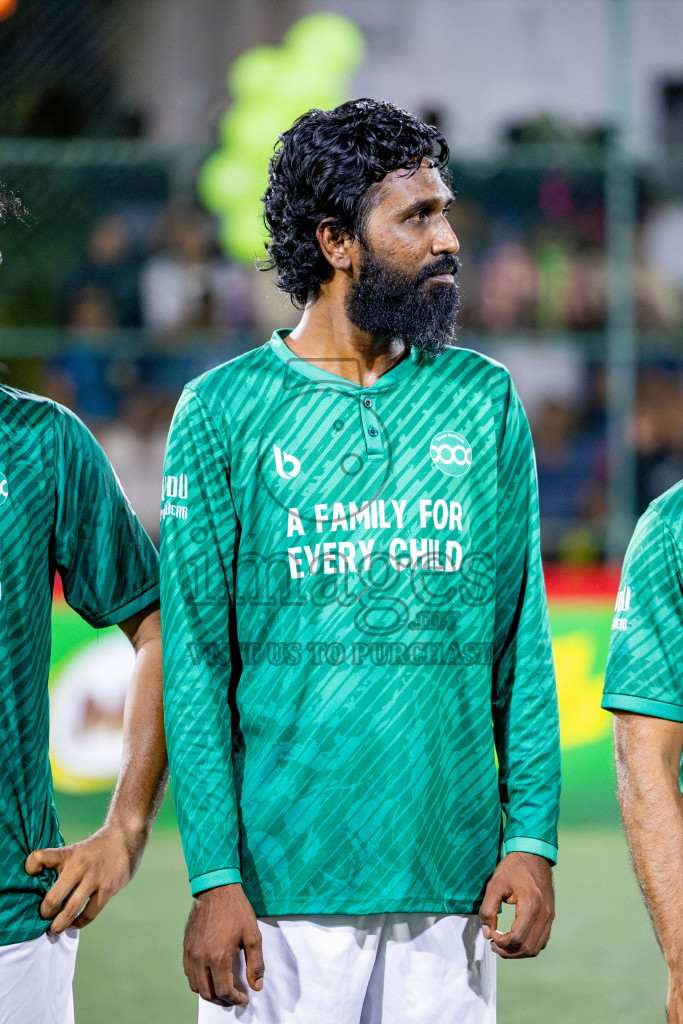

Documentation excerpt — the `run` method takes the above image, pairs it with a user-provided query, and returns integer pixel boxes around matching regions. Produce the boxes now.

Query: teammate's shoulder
[648,479,683,538]
[181,342,272,407]
[0,384,60,437]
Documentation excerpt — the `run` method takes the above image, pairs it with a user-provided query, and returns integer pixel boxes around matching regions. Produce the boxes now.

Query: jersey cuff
[190,868,243,896]
[504,837,557,864]
[89,581,161,629]
[601,692,683,723]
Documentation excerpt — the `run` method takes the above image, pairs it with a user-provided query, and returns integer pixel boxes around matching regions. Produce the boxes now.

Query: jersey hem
[88,580,160,629]
[601,692,683,723]
[247,897,485,916]
[0,920,51,947]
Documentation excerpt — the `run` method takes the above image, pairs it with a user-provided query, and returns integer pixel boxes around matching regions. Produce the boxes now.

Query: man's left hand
[478,851,554,959]
[25,822,146,934]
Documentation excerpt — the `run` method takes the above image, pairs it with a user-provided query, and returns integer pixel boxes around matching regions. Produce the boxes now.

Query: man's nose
[432,218,459,255]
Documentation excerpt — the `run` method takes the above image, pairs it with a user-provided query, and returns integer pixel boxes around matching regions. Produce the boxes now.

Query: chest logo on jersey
[429,431,472,478]
[273,444,301,480]
[0,471,8,506]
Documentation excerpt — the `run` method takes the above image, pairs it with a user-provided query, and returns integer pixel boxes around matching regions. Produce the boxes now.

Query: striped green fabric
[603,481,683,722]
[0,387,160,945]
[160,330,561,916]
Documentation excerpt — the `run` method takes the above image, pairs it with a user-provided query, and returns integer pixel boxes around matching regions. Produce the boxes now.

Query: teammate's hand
[183,883,264,1006]
[478,851,554,959]
[24,821,147,934]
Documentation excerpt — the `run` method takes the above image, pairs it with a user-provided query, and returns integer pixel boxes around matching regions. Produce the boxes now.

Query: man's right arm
[613,711,683,1023]
[161,387,263,1006]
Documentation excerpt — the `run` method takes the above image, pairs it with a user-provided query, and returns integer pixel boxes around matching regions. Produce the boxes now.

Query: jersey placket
[358,393,384,460]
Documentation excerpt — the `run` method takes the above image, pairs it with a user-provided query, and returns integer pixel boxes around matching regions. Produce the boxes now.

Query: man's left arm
[26,604,168,932]
[25,403,167,931]
[478,377,561,958]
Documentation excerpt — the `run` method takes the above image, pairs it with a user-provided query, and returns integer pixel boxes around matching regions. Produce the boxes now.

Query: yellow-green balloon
[284,12,365,73]
[201,12,365,265]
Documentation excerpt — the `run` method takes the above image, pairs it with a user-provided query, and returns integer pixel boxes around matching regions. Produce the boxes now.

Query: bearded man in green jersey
[161,99,561,1024]
[602,481,683,1023]
[0,184,168,1024]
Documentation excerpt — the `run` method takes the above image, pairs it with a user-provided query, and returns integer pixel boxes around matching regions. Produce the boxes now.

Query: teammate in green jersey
[0,184,168,1024]
[602,480,683,1023]
[161,99,561,1023]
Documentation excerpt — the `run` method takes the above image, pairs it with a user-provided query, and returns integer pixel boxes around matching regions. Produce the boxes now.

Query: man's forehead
[374,162,453,208]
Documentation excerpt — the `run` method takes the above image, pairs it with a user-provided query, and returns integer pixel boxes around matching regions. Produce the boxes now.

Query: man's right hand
[183,883,264,1006]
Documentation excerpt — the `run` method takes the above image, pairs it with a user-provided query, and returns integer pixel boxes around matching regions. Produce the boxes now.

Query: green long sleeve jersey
[0,387,160,945]
[161,329,561,916]
[603,481,683,723]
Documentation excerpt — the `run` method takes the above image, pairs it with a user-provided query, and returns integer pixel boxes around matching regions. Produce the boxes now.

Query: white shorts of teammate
[198,913,495,1024]
[0,927,79,1024]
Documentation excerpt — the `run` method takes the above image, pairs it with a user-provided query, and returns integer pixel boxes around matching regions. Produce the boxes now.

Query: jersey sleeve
[160,387,242,895]
[52,404,159,627]
[602,506,683,720]
[492,378,561,864]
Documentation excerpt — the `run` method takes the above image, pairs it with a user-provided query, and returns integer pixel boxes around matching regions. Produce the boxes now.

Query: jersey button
[368,426,378,437]
[363,397,373,408]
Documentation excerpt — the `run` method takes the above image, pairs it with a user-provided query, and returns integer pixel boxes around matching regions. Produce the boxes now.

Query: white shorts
[0,928,79,1024]
[198,913,496,1024]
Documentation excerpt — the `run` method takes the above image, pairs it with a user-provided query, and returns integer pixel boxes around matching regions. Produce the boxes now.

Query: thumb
[244,932,265,993]
[25,847,67,876]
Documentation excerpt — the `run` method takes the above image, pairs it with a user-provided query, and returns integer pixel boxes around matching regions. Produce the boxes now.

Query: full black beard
[345,246,461,355]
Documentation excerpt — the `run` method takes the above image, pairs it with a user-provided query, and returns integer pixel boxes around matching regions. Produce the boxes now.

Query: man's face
[345,161,460,354]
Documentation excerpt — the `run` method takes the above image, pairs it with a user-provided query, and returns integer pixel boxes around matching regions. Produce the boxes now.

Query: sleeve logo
[163,474,188,500]
[612,585,631,631]
[0,472,9,506]
[429,431,472,478]
[161,473,189,521]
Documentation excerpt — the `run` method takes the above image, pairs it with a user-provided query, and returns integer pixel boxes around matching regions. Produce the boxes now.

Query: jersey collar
[267,328,423,392]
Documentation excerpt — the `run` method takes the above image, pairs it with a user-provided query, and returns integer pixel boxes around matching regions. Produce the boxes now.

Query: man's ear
[316,219,356,270]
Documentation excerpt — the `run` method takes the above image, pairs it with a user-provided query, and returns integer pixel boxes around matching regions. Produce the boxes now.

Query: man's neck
[285,300,409,388]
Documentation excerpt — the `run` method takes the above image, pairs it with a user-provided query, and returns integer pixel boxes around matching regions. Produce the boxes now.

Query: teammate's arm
[479,376,560,959]
[25,604,168,933]
[613,711,683,1022]
[161,387,264,1006]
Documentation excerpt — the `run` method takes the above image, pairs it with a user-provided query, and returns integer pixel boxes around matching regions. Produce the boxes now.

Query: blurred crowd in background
[3,158,683,562]
[3,0,683,563]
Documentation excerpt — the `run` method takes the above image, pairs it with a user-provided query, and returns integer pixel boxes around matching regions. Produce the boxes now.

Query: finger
[49,883,95,935]
[39,869,84,922]
[478,883,507,940]
[72,889,112,930]
[244,930,265,992]
[183,948,199,994]
[211,956,249,1007]
[195,963,217,1005]
[491,904,552,959]
[25,847,68,876]
[489,901,536,956]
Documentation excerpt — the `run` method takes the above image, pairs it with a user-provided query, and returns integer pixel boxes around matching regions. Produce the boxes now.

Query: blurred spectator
[97,389,170,546]
[477,242,538,331]
[632,368,683,512]
[493,339,584,425]
[50,285,136,423]
[62,216,141,328]
[533,400,600,518]
[140,205,253,336]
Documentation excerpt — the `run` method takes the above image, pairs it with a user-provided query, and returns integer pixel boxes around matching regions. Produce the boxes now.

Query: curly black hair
[261,98,450,308]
